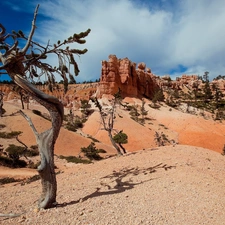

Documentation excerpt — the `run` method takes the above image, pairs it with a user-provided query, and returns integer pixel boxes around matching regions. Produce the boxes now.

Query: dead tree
[92,91,126,155]
[0,5,90,209]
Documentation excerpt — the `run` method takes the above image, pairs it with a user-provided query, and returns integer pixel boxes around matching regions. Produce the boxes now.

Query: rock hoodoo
[97,55,161,98]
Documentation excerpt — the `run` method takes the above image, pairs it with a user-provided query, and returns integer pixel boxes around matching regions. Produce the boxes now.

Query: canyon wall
[97,55,161,98]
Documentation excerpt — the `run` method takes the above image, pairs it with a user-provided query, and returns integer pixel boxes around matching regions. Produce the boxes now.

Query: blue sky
[1,0,225,82]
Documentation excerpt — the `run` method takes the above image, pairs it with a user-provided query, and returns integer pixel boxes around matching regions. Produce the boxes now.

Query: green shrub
[5,144,25,161]
[152,89,165,103]
[0,155,27,168]
[0,131,22,139]
[65,118,84,132]
[0,155,13,166]
[59,155,91,164]
[0,177,21,185]
[3,145,27,168]
[81,142,104,160]
[113,132,128,145]
[25,146,39,157]
[81,100,94,117]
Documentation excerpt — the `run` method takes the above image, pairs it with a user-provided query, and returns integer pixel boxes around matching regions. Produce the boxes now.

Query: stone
[97,55,160,99]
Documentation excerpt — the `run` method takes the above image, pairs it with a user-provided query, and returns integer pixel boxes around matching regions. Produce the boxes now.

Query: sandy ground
[1,145,225,224]
[1,100,225,224]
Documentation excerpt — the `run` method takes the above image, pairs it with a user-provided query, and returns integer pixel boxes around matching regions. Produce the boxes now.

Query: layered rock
[97,55,160,98]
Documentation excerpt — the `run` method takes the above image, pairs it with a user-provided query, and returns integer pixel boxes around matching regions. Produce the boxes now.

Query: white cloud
[27,0,225,81]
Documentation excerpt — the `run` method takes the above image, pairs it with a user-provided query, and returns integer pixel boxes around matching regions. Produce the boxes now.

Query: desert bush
[129,105,140,119]
[0,177,21,185]
[27,161,41,169]
[25,146,39,157]
[81,142,105,160]
[0,155,27,168]
[59,155,91,164]
[113,132,128,145]
[5,144,25,161]
[152,89,165,103]
[65,120,83,132]
[0,131,22,139]
[81,99,94,117]
[0,155,13,166]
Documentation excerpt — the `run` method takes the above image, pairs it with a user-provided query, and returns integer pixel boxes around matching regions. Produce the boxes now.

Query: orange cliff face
[97,55,161,98]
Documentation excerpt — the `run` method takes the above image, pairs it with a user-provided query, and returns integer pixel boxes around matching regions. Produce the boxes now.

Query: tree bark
[119,143,127,154]
[37,130,57,208]
[13,75,63,209]
[108,131,122,155]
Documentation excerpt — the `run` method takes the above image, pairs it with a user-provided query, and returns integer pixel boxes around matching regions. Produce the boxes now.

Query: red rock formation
[98,55,160,98]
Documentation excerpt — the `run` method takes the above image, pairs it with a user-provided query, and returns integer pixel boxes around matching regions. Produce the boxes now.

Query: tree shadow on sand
[57,163,176,208]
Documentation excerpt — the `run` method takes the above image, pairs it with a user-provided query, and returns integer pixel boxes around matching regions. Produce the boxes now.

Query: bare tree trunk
[0,3,89,209]
[14,75,63,209]
[108,131,122,155]
[119,143,127,154]
[37,130,57,208]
